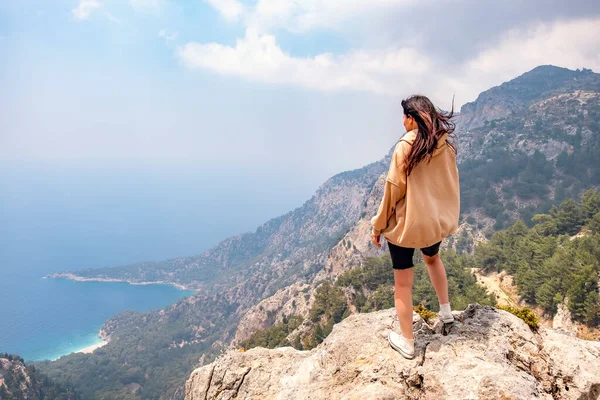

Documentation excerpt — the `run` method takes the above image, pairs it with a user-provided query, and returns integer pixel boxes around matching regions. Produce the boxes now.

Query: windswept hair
[401,95,457,176]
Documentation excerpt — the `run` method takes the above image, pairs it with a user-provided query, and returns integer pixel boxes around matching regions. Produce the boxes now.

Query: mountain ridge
[36,64,600,399]
[459,65,599,130]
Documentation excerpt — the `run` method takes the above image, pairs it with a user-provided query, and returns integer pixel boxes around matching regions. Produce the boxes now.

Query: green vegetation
[35,297,231,400]
[413,304,437,323]
[458,75,600,238]
[34,160,391,400]
[0,353,79,400]
[497,305,539,330]
[472,190,600,326]
[239,315,304,350]
[243,191,600,353]
[302,281,349,349]
[461,149,555,226]
[242,249,496,351]
[336,250,495,313]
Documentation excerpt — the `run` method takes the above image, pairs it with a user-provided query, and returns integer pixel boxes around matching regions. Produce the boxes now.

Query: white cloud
[464,18,600,85]
[71,0,103,20]
[158,29,178,43]
[179,18,600,107]
[204,0,244,22]
[178,29,431,95]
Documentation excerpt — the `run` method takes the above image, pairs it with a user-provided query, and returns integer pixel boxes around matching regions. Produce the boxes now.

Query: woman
[370,94,460,359]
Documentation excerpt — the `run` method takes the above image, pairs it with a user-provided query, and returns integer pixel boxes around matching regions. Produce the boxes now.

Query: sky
[1,0,599,178]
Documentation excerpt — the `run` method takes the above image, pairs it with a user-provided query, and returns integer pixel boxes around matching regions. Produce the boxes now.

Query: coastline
[36,273,195,361]
[46,329,111,361]
[75,328,110,354]
[45,272,197,292]
[76,339,108,354]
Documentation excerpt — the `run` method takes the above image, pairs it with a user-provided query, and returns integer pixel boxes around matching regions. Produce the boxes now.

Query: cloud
[465,18,600,83]
[178,18,600,107]
[71,0,103,20]
[178,29,432,95]
[204,0,244,22]
[158,29,178,43]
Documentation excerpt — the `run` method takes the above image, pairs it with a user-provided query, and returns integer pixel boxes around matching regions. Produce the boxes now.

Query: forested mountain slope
[38,65,600,399]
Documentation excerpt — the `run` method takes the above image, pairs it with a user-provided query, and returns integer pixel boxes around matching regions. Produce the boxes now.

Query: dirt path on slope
[470,268,518,307]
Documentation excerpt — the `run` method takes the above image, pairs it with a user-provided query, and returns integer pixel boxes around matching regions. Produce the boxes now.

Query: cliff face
[187,305,600,400]
[0,357,36,400]
[0,355,79,400]
[231,171,390,346]
[458,65,600,131]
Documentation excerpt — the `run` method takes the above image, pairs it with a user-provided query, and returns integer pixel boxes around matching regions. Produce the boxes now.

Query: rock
[231,169,392,348]
[552,300,579,336]
[186,304,600,400]
[232,282,315,345]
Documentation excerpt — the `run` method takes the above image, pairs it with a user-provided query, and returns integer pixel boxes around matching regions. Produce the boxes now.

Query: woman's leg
[393,267,415,340]
[422,253,449,305]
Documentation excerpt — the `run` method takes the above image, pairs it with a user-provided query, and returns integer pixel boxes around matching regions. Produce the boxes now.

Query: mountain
[36,161,390,399]
[233,65,600,346]
[185,305,600,400]
[0,354,79,400]
[453,66,600,250]
[48,159,388,294]
[37,65,600,399]
[459,65,600,130]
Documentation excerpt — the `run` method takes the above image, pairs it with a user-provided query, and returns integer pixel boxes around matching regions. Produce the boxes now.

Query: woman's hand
[371,233,382,248]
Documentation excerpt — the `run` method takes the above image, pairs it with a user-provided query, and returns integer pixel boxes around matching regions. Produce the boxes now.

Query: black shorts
[387,240,442,270]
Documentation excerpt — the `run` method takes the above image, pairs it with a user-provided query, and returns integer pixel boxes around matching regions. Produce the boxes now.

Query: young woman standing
[370,94,460,359]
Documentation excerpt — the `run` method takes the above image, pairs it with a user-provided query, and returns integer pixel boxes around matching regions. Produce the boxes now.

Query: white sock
[402,335,414,343]
[440,303,451,314]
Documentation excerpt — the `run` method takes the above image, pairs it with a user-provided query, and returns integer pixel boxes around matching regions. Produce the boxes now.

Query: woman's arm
[370,141,409,236]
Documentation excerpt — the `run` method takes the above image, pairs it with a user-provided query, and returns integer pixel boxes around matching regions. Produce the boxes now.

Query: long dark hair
[401,95,457,176]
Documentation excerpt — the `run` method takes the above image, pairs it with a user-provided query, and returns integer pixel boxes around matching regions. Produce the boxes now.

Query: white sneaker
[387,331,415,359]
[438,310,454,324]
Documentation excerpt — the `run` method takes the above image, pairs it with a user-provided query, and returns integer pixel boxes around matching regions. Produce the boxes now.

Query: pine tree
[583,291,600,326]
[536,278,562,315]
[515,263,538,303]
[588,212,600,234]
[566,265,597,321]
[555,198,585,235]
[532,213,558,236]
[581,189,600,220]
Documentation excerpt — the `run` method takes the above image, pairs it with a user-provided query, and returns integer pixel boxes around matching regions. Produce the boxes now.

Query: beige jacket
[370,129,460,248]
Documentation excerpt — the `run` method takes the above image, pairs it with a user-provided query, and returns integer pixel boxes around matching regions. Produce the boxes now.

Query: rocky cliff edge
[186,304,600,400]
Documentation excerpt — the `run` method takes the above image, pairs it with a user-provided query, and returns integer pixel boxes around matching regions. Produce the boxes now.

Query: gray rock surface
[186,304,600,400]
[552,300,579,337]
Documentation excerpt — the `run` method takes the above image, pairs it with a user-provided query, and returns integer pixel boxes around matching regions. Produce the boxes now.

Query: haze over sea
[0,161,319,361]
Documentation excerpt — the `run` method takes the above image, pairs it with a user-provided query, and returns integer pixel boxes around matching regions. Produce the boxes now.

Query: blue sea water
[1,270,195,361]
[0,162,320,362]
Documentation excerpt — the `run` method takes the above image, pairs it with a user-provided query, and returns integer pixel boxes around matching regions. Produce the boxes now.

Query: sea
[0,162,319,362]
